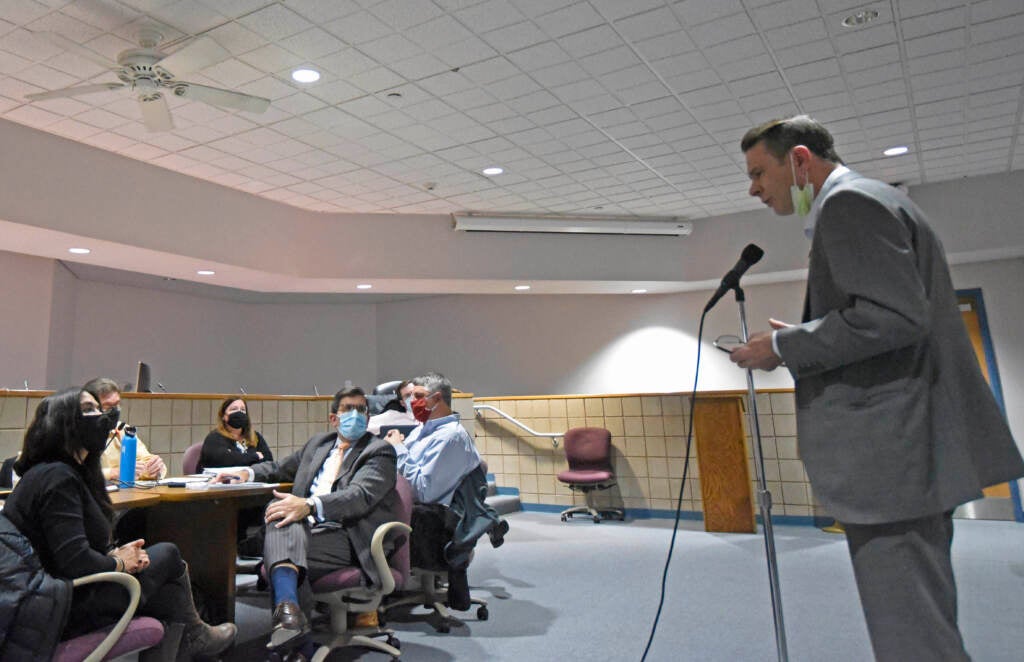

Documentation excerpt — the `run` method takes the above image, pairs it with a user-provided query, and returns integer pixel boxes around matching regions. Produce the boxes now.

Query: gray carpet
[224,512,1024,661]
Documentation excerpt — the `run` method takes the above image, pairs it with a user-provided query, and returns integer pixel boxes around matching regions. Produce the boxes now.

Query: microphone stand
[734,285,789,662]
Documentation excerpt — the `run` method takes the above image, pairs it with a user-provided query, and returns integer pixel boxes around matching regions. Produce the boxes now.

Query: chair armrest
[71,571,142,662]
[369,521,412,595]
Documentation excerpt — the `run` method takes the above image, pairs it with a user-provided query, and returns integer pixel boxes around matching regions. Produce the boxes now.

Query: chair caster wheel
[560,514,568,521]
[386,635,400,649]
[438,621,451,634]
[477,606,489,621]
[593,516,601,523]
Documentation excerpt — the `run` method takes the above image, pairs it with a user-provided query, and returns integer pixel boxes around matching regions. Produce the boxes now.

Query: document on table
[186,481,281,490]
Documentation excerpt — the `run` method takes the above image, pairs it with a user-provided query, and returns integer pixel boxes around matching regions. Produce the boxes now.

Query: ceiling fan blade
[157,37,229,77]
[37,31,116,69]
[172,82,270,114]
[25,82,125,101]
[138,94,174,132]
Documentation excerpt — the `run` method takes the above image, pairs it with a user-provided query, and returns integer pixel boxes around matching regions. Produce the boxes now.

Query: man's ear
[791,144,812,169]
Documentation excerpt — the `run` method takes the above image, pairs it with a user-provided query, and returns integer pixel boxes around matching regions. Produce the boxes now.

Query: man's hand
[209,470,247,484]
[137,455,165,480]
[384,429,405,446]
[265,490,311,528]
[729,319,791,371]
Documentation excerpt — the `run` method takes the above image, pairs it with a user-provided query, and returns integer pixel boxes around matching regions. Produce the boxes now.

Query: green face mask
[789,153,814,217]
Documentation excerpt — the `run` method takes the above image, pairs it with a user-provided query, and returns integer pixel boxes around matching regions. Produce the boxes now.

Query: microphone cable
[640,309,708,661]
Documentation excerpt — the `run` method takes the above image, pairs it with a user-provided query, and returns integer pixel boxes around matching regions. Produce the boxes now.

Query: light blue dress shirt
[394,413,481,506]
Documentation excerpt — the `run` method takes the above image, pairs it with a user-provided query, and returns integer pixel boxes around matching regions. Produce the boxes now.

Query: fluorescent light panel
[452,214,692,237]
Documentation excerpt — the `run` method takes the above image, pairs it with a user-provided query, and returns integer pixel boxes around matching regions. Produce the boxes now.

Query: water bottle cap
[124,425,137,435]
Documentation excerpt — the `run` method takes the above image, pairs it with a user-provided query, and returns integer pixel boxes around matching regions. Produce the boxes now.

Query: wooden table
[111,483,289,623]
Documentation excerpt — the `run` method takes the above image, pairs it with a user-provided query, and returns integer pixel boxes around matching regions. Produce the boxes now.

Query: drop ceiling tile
[455,0,527,33]
[536,2,604,39]
[971,12,1024,45]
[368,0,446,31]
[967,34,1024,63]
[239,4,315,41]
[481,20,549,53]
[765,18,830,51]
[632,30,697,61]
[774,38,837,68]
[201,58,264,87]
[703,34,765,65]
[670,0,745,26]
[615,6,683,41]
[151,0,228,35]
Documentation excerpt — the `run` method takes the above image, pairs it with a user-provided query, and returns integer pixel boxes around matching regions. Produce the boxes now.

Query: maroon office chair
[181,443,203,475]
[304,474,413,658]
[556,427,625,523]
[54,573,166,662]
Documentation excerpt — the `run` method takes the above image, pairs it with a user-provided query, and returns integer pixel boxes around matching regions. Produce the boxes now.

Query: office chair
[382,463,504,633]
[54,573,166,662]
[181,443,203,475]
[303,474,413,659]
[557,427,625,523]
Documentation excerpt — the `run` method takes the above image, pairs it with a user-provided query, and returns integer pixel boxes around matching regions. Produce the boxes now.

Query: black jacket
[0,513,72,660]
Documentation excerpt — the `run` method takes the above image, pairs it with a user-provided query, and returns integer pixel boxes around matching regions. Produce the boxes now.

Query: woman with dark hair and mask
[198,398,273,472]
[2,388,236,659]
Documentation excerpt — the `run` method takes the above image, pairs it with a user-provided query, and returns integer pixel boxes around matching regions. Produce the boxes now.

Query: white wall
[45,260,76,389]
[0,251,55,389]
[68,280,377,395]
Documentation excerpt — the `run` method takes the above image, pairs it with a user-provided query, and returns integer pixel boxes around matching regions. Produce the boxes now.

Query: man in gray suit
[730,115,1024,661]
[213,386,399,647]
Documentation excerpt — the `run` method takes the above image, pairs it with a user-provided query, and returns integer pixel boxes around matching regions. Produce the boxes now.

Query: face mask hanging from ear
[789,152,814,217]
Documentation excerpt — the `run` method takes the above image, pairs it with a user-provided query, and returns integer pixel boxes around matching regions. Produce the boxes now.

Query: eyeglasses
[713,334,744,354]
[337,403,368,414]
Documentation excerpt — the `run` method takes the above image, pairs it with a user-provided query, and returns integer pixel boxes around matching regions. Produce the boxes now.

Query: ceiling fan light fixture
[291,68,320,83]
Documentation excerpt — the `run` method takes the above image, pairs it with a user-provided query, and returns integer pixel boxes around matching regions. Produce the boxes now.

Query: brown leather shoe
[182,622,237,658]
[268,601,309,649]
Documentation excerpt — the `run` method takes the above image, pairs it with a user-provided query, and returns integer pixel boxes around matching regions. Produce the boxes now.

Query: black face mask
[79,410,118,453]
[226,411,249,429]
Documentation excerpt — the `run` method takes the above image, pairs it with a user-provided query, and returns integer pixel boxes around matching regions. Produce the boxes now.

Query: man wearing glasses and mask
[212,386,400,648]
[84,377,167,481]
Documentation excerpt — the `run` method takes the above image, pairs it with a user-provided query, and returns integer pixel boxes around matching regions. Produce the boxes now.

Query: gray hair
[412,372,452,406]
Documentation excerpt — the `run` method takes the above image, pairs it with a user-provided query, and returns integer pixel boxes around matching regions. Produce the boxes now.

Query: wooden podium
[693,394,755,533]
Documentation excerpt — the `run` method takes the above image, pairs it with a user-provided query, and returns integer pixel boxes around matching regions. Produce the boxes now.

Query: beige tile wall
[0,393,334,476]
[473,390,825,519]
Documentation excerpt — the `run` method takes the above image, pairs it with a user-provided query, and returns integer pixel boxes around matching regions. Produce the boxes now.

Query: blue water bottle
[119,425,137,486]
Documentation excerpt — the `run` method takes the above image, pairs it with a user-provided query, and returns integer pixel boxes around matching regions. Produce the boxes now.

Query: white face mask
[789,152,814,217]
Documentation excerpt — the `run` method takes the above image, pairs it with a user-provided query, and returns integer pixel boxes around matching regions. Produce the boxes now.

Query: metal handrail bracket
[473,404,561,447]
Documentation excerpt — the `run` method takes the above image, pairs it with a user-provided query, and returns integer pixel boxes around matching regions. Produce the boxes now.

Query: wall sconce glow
[356,283,372,289]
[68,247,91,254]
[883,146,909,156]
[196,270,215,276]
[514,284,530,291]
[482,166,504,176]
[632,289,648,294]
[291,68,321,83]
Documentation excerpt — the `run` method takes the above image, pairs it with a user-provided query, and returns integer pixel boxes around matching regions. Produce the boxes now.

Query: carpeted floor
[223,511,1024,661]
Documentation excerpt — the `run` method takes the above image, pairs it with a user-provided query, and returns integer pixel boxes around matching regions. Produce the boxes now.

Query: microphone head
[742,243,764,264]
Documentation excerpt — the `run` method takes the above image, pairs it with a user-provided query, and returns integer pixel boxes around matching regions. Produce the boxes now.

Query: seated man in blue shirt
[384,372,480,506]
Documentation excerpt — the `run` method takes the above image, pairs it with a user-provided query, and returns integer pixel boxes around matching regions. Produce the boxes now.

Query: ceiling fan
[25,28,271,132]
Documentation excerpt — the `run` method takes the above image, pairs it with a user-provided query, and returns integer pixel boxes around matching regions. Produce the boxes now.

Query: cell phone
[713,335,743,354]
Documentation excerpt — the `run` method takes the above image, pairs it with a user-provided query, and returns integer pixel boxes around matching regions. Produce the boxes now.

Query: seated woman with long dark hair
[2,388,236,659]
[199,397,273,471]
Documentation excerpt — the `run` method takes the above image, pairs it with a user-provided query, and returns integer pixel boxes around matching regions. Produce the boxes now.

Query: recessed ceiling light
[842,9,879,27]
[68,247,91,255]
[356,283,372,289]
[883,146,909,156]
[197,269,215,276]
[482,166,504,176]
[513,284,530,291]
[291,68,320,83]
[632,289,648,294]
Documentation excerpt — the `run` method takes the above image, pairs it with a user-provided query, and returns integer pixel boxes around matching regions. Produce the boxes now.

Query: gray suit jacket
[776,170,1024,524]
[250,431,399,586]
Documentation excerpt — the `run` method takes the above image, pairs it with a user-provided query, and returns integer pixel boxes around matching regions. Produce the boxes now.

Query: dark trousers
[843,511,970,662]
[66,542,189,638]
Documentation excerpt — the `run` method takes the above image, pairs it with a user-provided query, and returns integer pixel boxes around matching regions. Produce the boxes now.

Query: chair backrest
[182,443,203,474]
[562,427,614,473]
[389,475,414,585]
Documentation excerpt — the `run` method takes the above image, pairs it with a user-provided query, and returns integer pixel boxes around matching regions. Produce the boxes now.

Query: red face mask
[410,397,431,423]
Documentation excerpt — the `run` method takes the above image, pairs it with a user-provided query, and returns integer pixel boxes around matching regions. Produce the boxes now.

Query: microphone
[156,382,167,392]
[703,244,765,312]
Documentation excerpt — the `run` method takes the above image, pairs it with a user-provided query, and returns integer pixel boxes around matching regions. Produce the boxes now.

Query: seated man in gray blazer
[212,386,400,648]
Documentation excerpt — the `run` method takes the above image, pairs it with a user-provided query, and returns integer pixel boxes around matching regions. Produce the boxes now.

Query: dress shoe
[269,601,310,649]
[488,519,509,548]
[181,621,236,659]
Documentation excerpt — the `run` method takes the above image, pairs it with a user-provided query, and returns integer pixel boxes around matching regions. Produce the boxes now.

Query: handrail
[473,404,562,447]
